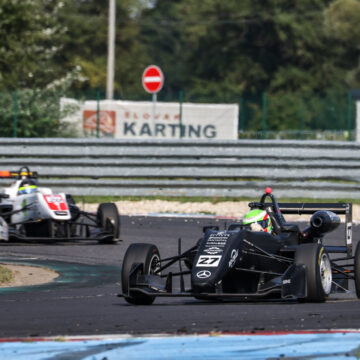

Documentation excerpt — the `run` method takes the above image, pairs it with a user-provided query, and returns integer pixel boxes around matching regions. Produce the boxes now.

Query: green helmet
[243,209,273,233]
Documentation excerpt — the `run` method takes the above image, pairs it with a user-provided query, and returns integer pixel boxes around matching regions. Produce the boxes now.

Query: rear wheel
[97,203,119,244]
[295,243,332,302]
[355,242,360,298]
[121,243,160,305]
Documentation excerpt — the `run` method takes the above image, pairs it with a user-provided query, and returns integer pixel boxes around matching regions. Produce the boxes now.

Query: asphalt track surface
[0,215,358,338]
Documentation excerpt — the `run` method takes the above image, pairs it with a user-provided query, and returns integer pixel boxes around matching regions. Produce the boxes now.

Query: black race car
[120,188,359,304]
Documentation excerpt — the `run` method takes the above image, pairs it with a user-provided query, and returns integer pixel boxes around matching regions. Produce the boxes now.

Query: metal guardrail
[0,138,359,198]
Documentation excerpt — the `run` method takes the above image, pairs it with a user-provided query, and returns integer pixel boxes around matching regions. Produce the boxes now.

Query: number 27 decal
[196,255,222,267]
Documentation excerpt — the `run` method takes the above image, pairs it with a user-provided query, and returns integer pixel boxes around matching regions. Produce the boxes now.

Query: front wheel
[295,243,332,302]
[121,243,160,305]
[355,241,360,298]
[97,203,119,244]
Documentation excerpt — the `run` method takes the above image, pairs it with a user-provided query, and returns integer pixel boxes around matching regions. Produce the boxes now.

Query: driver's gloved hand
[250,222,264,232]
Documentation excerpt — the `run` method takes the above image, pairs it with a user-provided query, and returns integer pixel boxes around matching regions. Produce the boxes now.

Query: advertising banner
[61,99,238,140]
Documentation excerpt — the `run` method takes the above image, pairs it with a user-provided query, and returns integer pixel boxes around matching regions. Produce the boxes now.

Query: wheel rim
[148,254,160,275]
[320,253,332,294]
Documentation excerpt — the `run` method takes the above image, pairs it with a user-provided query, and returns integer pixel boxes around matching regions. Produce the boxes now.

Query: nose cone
[192,271,216,293]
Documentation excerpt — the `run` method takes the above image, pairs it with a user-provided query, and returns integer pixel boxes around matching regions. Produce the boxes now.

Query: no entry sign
[142,65,164,94]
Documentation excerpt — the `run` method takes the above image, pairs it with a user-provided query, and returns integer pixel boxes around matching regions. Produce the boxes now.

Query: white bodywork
[1,180,71,224]
[0,217,9,241]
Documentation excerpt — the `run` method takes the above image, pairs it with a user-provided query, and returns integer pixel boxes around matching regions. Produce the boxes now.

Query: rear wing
[277,202,351,216]
[277,202,352,255]
[0,170,38,179]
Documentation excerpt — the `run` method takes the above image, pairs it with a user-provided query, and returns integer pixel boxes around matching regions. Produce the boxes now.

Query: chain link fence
[0,89,356,140]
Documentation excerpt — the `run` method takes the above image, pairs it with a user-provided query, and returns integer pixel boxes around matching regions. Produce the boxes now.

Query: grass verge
[0,265,13,285]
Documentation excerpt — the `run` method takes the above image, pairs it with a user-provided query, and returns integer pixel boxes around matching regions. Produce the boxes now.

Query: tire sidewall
[121,243,160,304]
[97,203,119,240]
[295,243,331,302]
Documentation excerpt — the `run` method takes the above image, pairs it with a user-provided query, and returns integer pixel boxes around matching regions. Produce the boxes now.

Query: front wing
[7,217,117,242]
[119,263,307,300]
[8,230,115,242]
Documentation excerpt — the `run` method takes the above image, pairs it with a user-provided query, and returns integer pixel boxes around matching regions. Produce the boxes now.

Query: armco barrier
[0,138,359,198]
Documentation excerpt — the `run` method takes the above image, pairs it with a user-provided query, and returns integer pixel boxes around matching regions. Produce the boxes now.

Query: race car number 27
[196,255,222,267]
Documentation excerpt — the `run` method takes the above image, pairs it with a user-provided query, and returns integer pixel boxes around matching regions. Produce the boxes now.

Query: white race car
[0,167,120,243]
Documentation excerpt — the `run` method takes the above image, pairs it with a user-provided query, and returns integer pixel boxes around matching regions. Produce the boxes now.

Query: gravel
[83,200,360,221]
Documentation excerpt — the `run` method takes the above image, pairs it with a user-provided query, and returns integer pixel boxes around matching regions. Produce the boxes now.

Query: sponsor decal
[55,211,68,216]
[210,231,226,236]
[21,199,27,216]
[282,279,291,285]
[346,223,352,245]
[83,110,116,135]
[123,122,216,139]
[43,195,68,212]
[196,270,211,279]
[204,246,223,255]
[205,232,230,248]
[228,249,238,268]
[125,111,179,121]
[62,98,238,140]
[318,247,324,266]
[196,255,222,267]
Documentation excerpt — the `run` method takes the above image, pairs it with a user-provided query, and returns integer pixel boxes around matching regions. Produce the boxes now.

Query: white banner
[61,99,238,140]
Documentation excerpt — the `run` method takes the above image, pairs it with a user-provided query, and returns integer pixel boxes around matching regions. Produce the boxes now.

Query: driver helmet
[18,179,38,195]
[243,209,273,233]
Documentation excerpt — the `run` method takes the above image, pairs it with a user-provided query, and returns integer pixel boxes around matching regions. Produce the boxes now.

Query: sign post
[142,65,164,137]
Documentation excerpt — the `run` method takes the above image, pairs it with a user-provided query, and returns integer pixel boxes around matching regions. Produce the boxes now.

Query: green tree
[139,0,357,133]
[0,69,81,137]
[324,0,360,87]
[58,0,150,98]
[0,0,83,137]
[139,0,188,100]
[174,0,352,96]
[142,1,358,95]
[0,0,66,90]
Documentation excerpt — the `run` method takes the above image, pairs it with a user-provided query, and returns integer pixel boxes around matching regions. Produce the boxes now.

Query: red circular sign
[142,65,164,94]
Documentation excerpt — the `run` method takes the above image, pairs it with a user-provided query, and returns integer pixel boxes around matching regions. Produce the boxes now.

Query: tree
[0,69,81,137]
[0,0,66,90]
[140,0,359,98]
[58,0,150,98]
[324,0,360,87]
[0,0,83,137]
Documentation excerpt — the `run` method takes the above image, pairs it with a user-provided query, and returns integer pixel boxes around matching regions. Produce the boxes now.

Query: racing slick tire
[295,243,332,302]
[122,243,160,305]
[97,203,119,244]
[355,241,360,298]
